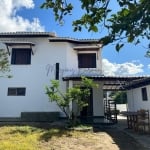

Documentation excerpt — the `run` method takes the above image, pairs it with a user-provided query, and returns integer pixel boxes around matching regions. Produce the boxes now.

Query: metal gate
[104,100,118,123]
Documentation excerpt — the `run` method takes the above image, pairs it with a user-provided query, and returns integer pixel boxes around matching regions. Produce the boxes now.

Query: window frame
[141,87,148,101]
[78,53,96,68]
[11,48,31,65]
[8,87,26,96]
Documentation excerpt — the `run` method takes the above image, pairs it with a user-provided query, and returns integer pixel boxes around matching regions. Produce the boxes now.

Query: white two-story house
[0,32,143,122]
[0,32,104,121]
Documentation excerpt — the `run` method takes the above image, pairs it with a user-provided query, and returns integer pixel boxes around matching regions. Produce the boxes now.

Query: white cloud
[102,59,144,76]
[0,0,45,32]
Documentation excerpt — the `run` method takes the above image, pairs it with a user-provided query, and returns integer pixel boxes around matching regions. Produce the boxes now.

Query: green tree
[110,91,127,104]
[45,77,98,125]
[41,0,150,52]
[0,49,10,77]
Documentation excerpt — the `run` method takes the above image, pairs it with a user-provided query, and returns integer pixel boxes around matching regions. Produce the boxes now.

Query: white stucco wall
[127,85,150,112]
[0,38,69,117]
[93,82,104,116]
[66,43,78,70]
[0,37,103,118]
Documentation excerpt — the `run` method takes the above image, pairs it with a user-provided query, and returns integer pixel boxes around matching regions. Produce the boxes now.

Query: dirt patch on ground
[98,128,148,150]
[39,126,148,150]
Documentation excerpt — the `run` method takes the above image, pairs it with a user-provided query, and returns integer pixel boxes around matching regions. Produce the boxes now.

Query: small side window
[141,87,148,101]
[8,88,26,96]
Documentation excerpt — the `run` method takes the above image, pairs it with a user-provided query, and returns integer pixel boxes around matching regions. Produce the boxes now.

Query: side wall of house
[0,37,104,118]
[0,38,69,117]
[127,85,150,112]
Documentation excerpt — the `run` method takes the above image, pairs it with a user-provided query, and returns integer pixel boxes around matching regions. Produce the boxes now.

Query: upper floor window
[78,53,96,68]
[141,87,148,101]
[11,48,31,65]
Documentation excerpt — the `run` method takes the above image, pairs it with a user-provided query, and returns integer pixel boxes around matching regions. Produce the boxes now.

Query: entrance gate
[104,100,118,123]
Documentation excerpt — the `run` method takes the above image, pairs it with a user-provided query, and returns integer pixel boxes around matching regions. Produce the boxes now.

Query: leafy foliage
[109,91,127,104]
[0,49,10,77]
[45,77,98,122]
[41,0,150,51]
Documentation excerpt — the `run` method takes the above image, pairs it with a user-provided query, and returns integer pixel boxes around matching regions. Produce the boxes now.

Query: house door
[80,88,93,117]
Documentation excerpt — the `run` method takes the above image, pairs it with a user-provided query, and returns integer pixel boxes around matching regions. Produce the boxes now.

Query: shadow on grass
[0,121,73,142]
[9,125,42,135]
[39,128,72,142]
[0,121,93,142]
[0,120,67,130]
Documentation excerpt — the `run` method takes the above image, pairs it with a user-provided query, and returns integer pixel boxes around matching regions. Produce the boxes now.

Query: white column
[93,82,104,117]
[68,80,73,112]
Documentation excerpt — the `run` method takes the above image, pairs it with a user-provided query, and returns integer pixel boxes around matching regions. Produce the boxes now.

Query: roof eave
[62,76,144,81]
[0,32,56,38]
[49,38,101,44]
[125,77,150,90]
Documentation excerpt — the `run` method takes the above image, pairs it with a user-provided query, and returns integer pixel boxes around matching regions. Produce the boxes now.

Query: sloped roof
[0,32,56,38]
[49,37,101,44]
[0,32,101,44]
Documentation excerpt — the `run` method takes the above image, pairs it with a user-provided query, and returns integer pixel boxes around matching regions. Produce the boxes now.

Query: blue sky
[0,0,149,76]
